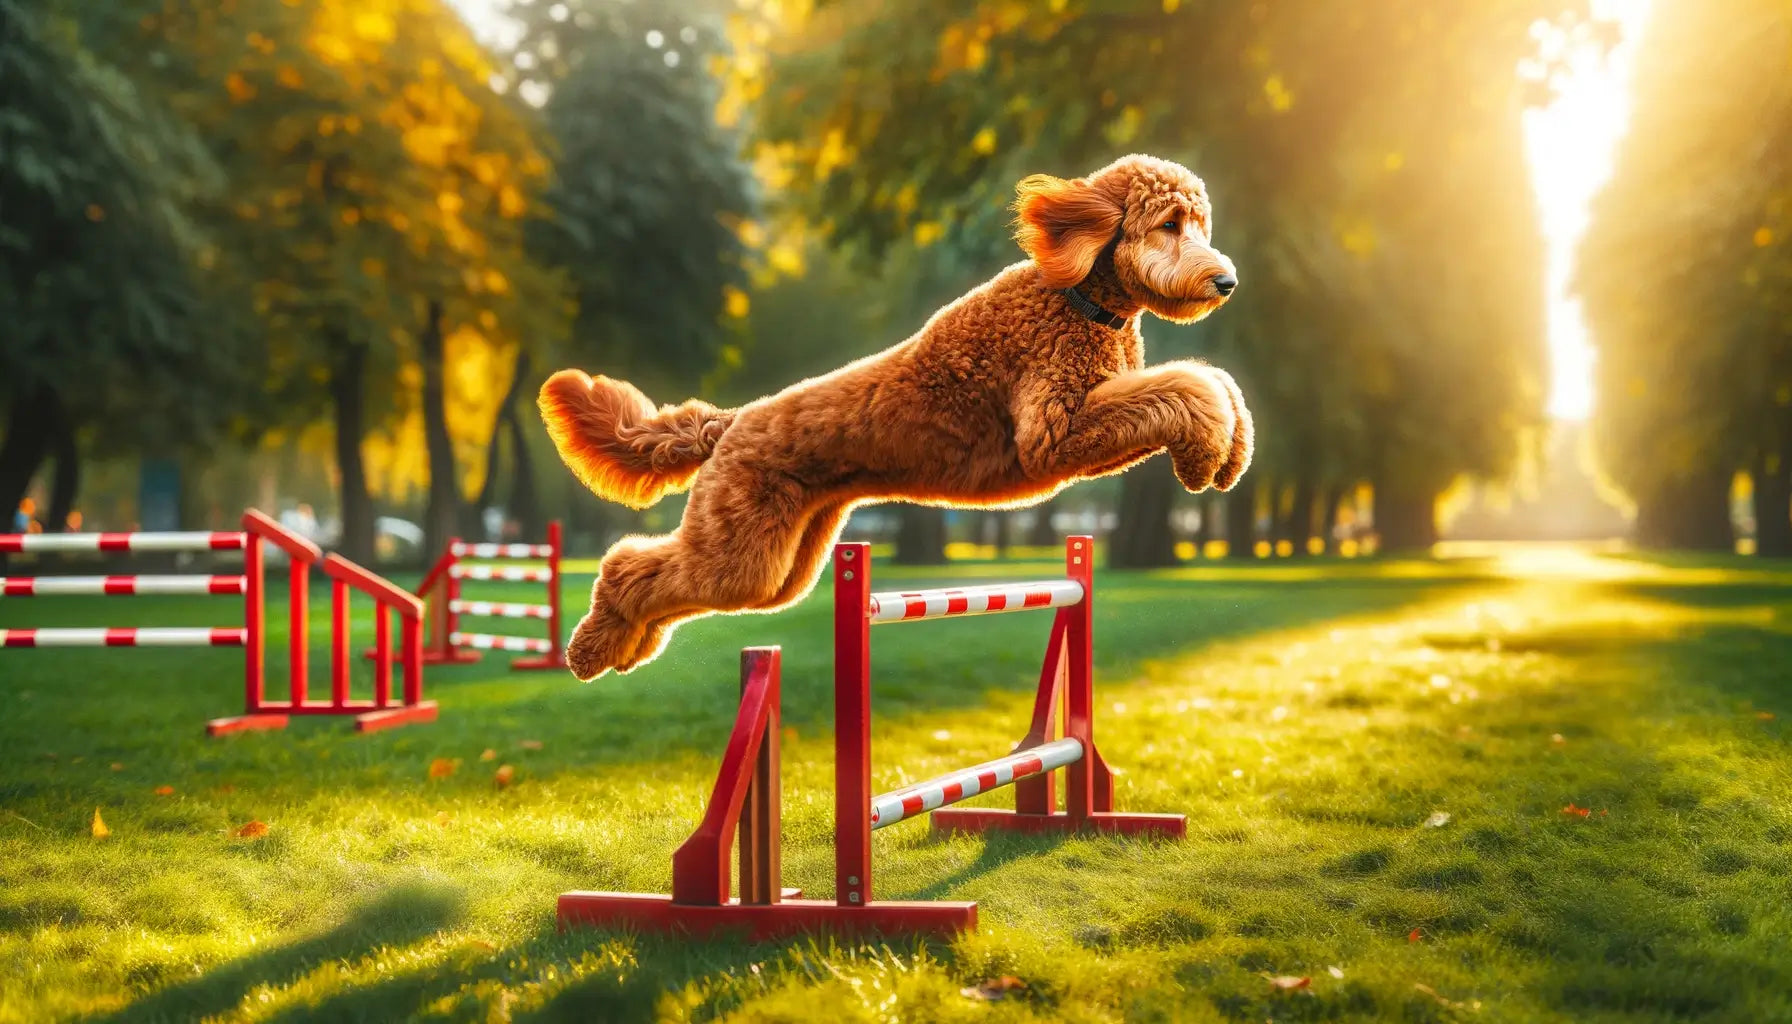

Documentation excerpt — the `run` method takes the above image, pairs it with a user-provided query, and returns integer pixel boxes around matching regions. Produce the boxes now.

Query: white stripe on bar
[1,627,246,647]
[866,579,1084,624]
[1,575,246,597]
[448,600,553,619]
[449,565,552,582]
[450,631,552,653]
[450,542,553,559]
[0,531,246,553]
[869,737,1084,830]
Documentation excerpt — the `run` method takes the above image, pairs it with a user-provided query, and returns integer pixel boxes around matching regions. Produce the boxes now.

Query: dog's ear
[1014,174,1124,289]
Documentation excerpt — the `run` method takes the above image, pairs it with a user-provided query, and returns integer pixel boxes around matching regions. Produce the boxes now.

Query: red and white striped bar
[449,631,553,653]
[0,531,246,554]
[448,599,553,619]
[2,627,247,647]
[450,541,552,559]
[869,737,1084,831]
[2,575,246,597]
[449,565,552,583]
[867,579,1084,624]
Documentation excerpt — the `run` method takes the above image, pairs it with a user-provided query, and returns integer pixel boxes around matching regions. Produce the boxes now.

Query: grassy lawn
[2,544,1790,1022]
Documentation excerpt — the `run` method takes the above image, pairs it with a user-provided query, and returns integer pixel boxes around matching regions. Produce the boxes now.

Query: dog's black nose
[1212,274,1237,296]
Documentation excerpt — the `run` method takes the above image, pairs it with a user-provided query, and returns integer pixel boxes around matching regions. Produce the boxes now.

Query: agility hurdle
[404,521,564,670]
[558,536,1184,939]
[0,510,436,736]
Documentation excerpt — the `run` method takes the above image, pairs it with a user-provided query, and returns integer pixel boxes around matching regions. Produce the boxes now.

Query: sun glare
[1523,0,1654,421]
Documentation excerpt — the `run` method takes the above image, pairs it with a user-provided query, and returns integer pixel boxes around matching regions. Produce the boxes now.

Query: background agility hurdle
[558,536,1184,939]
[407,521,565,670]
[0,510,435,736]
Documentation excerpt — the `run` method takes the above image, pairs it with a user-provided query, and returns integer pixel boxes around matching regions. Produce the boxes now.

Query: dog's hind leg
[761,499,853,610]
[611,499,852,673]
[566,457,816,680]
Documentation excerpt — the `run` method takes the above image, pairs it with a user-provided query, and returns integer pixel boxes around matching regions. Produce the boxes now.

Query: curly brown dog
[539,154,1254,680]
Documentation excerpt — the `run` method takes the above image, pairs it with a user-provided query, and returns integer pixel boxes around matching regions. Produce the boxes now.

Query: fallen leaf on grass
[479,749,497,762]
[494,765,515,789]
[1550,733,1567,747]
[1408,928,1422,943]
[1268,975,1310,991]
[1757,711,1776,721]
[435,812,453,828]
[1424,811,1452,828]
[153,786,175,797]
[1561,803,1591,819]
[429,758,458,780]
[91,808,109,839]
[519,739,544,751]
[110,763,124,772]
[1327,966,1345,979]
[960,976,1026,1001]
[232,820,269,839]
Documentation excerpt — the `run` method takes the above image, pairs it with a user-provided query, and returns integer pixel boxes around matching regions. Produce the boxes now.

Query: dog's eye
[1161,220,1180,233]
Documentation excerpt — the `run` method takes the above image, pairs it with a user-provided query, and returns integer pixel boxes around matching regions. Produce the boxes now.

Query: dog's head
[1014,154,1236,323]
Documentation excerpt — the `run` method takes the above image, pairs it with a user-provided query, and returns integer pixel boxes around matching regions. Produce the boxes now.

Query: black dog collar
[1061,285,1130,329]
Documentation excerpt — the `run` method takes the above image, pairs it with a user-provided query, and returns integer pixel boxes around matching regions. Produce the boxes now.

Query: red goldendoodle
[539,154,1254,680]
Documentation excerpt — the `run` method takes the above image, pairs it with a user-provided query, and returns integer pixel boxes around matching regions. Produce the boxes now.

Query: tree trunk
[1225,475,1258,559]
[0,382,57,523]
[1634,469,1734,552]
[329,337,376,564]
[472,348,533,537]
[506,402,542,540]
[46,394,78,531]
[1754,453,1791,557]
[1319,483,1344,554]
[992,510,1011,559]
[1285,477,1317,557]
[893,505,948,565]
[420,300,460,566]
[1026,497,1059,547]
[1374,483,1438,555]
[1109,460,1178,568]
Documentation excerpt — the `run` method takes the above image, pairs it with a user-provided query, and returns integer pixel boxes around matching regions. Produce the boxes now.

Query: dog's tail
[537,370,734,509]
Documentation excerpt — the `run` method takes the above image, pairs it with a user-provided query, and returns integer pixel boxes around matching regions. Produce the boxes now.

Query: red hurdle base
[206,700,439,736]
[557,892,972,942]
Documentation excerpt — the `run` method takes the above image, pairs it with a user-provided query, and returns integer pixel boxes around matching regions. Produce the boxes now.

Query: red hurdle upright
[558,536,1184,940]
[407,521,564,670]
[0,510,436,736]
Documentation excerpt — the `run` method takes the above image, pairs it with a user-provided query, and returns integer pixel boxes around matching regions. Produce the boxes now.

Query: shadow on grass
[93,881,466,1024]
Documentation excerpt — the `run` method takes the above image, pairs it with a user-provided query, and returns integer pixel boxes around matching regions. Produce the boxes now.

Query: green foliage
[1579,0,1792,514]
[0,0,249,451]
[504,0,754,398]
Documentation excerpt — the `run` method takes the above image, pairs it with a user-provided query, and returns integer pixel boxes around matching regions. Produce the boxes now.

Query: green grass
[2,545,1791,1022]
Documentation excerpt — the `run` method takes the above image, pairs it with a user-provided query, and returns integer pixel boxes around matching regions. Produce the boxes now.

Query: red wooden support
[834,543,873,910]
[243,530,265,715]
[668,647,782,905]
[373,605,392,707]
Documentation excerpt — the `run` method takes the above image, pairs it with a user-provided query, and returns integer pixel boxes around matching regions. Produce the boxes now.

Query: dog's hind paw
[566,609,642,682]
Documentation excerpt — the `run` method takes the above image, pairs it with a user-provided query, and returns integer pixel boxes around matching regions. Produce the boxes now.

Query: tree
[731,0,1584,561]
[0,0,249,524]
[117,0,567,560]
[1579,0,1790,553]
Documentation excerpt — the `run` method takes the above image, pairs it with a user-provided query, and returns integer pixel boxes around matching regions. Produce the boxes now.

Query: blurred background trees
[2,0,1785,563]
[1578,0,1791,555]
